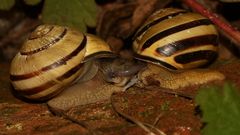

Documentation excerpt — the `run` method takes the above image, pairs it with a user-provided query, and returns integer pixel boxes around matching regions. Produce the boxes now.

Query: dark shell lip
[82,51,117,63]
[133,53,178,70]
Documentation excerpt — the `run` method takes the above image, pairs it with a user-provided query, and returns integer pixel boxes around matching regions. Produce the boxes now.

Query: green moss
[139,109,154,118]
[160,101,170,111]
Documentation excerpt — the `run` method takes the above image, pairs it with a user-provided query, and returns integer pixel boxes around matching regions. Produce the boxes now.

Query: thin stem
[183,0,240,50]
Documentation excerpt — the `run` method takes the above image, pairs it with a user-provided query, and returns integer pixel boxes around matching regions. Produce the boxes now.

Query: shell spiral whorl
[10,24,113,101]
[133,8,219,70]
[28,25,53,40]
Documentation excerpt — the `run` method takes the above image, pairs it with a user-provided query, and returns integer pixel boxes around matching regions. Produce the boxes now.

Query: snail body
[10,25,115,101]
[133,8,225,89]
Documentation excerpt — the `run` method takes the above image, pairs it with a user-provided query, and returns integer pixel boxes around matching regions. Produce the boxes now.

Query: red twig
[183,0,240,50]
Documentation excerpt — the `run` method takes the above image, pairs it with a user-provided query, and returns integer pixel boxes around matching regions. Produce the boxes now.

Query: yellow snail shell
[133,8,225,89]
[133,8,219,70]
[10,24,114,101]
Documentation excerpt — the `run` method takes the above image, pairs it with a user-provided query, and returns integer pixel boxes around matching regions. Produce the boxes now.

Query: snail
[9,25,136,102]
[9,24,145,110]
[10,7,226,111]
[132,8,225,89]
[46,7,227,111]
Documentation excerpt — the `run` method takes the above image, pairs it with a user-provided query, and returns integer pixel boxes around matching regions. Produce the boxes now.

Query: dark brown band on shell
[134,53,177,70]
[133,10,187,40]
[20,28,67,55]
[15,62,83,96]
[174,50,218,64]
[27,86,63,101]
[156,34,218,56]
[141,19,213,51]
[10,35,87,81]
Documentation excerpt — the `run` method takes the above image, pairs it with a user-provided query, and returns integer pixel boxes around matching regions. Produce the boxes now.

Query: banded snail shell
[133,8,219,70]
[10,24,114,101]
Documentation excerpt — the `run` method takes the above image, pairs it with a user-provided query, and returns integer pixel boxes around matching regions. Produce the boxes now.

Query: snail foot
[47,72,124,111]
[137,64,225,89]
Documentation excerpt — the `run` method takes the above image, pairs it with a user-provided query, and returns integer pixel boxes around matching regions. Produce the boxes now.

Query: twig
[48,105,97,135]
[144,86,194,99]
[152,113,164,127]
[183,0,240,52]
[144,123,167,135]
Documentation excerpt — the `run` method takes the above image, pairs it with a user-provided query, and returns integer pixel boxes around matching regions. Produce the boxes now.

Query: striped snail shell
[10,24,114,101]
[133,8,219,70]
